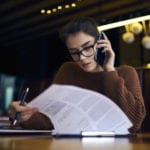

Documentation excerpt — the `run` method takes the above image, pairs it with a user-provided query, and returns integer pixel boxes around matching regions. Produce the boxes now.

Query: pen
[12,88,30,126]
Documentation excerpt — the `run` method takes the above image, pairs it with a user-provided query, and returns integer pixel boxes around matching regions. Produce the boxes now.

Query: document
[29,84,132,134]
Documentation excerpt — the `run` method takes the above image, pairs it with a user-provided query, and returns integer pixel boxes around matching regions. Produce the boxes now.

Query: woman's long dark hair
[60,17,99,44]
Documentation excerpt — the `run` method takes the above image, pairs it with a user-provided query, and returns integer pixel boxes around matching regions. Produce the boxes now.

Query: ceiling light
[142,36,150,49]
[130,22,143,34]
[71,3,76,7]
[98,15,150,31]
[47,10,51,14]
[122,32,135,44]
[41,9,45,14]
[122,24,135,44]
[40,1,81,15]
[57,5,62,10]
[145,63,150,68]
[65,4,70,9]
[52,8,57,12]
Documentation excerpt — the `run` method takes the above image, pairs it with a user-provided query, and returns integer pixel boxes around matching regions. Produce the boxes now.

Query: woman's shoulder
[115,65,137,76]
[116,65,136,72]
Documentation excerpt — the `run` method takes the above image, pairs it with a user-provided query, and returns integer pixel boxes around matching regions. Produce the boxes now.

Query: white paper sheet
[29,84,132,134]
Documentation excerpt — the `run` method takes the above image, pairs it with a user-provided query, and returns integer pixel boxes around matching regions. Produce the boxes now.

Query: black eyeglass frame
[69,44,95,61]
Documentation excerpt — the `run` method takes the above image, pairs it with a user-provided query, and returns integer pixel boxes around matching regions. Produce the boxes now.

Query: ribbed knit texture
[20,61,146,133]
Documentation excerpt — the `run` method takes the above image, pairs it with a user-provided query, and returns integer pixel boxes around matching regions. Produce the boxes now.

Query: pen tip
[13,120,17,126]
[26,88,29,92]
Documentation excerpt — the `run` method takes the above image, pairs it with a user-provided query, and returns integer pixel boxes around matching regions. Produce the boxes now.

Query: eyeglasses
[69,45,95,61]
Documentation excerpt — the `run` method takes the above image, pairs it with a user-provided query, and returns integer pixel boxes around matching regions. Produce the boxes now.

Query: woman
[9,17,146,133]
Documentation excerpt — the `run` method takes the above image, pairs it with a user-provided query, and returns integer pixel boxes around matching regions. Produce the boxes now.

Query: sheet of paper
[29,84,132,134]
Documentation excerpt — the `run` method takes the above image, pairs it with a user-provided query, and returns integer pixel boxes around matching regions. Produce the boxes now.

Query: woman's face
[66,32,100,72]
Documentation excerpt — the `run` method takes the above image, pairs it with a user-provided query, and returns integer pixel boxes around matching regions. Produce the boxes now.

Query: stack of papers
[29,84,132,135]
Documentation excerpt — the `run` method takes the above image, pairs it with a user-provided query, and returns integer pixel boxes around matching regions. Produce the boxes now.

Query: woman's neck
[93,65,104,72]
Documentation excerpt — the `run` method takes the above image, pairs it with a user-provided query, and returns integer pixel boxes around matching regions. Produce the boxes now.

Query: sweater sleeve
[102,65,146,132]
[18,62,76,130]
[19,112,54,130]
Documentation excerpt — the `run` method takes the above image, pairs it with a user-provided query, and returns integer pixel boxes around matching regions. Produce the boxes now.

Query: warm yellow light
[57,5,62,10]
[52,8,57,12]
[71,3,76,7]
[65,4,70,9]
[98,15,150,31]
[145,63,150,68]
[41,9,45,14]
[46,10,51,14]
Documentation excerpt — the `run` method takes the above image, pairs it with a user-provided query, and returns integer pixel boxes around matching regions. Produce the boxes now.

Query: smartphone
[94,32,105,66]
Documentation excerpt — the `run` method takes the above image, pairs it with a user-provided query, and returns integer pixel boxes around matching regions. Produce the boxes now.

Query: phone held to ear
[94,32,105,66]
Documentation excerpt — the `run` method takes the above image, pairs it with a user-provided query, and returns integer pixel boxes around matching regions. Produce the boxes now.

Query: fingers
[95,33,115,71]
[10,101,30,112]
[21,108,39,121]
[8,101,20,117]
[8,101,39,122]
[96,33,113,54]
[96,39,112,53]
[102,32,108,40]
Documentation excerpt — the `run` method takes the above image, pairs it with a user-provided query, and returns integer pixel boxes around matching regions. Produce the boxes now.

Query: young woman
[9,17,146,133]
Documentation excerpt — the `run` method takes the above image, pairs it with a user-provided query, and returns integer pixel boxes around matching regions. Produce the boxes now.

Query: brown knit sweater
[20,62,146,133]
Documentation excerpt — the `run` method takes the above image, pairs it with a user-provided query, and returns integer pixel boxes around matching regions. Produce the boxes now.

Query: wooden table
[0,133,150,150]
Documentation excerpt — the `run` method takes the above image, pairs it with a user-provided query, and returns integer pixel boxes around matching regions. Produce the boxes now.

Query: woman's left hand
[96,32,115,71]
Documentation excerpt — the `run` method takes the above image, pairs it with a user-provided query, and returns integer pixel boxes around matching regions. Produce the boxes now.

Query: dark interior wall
[105,29,120,66]
[0,32,67,79]
[0,40,47,78]
[0,47,34,76]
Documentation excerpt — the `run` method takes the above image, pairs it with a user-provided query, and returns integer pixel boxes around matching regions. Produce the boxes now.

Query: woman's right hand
[8,101,39,124]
